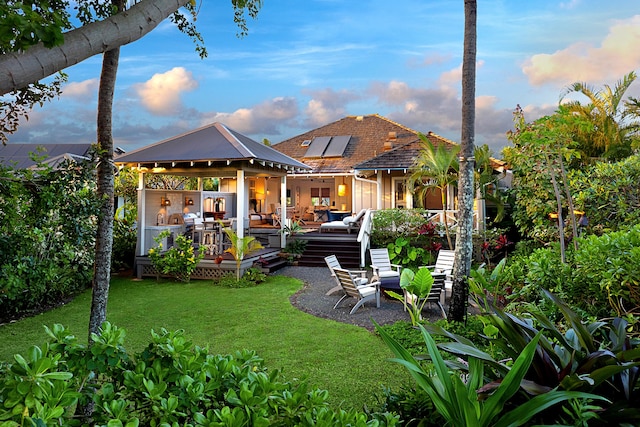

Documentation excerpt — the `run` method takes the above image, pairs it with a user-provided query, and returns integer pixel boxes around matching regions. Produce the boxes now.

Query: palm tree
[408,135,459,249]
[560,71,637,159]
[449,0,477,322]
[221,223,264,281]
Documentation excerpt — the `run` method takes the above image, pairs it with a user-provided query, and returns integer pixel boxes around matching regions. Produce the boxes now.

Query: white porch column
[137,172,146,256]
[280,175,287,248]
[236,169,245,239]
[376,173,383,210]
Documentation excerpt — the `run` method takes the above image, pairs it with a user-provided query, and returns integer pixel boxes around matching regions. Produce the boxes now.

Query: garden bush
[0,157,99,323]
[371,209,444,270]
[112,203,137,271]
[0,323,399,426]
[501,226,640,319]
[148,231,205,282]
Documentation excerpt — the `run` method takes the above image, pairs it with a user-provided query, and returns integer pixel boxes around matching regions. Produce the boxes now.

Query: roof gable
[273,114,435,174]
[355,131,458,170]
[115,122,309,172]
[0,144,91,169]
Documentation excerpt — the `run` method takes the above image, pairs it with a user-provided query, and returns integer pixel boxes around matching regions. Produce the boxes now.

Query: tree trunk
[0,0,189,96]
[558,153,579,250]
[546,153,566,263]
[88,46,119,338]
[449,0,476,322]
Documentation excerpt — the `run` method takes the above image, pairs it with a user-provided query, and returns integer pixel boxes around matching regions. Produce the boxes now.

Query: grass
[0,274,408,410]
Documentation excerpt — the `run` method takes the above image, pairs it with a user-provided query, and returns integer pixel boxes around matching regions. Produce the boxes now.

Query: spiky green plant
[376,322,606,426]
[221,221,263,281]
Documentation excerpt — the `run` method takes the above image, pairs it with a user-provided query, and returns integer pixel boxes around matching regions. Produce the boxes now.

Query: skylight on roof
[303,135,351,158]
[301,139,311,147]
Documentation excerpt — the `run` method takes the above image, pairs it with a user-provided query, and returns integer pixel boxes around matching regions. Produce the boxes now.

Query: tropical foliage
[560,71,640,159]
[377,322,605,426]
[148,230,205,282]
[0,155,98,323]
[0,323,399,426]
[408,135,459,249]
[222,222,264,281]
[385,268,435,326]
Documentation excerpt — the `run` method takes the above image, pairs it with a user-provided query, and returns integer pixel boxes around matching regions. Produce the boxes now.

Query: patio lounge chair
[319,208,367,234]
[420,249,455,298]
[369,247,402,290]
[332,267,381,314]
[324,255,368,296]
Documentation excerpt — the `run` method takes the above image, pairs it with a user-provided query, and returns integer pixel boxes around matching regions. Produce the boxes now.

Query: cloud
[560,0,581,9]
[199,97,299,136]
[62,79,99,101]
[367,73,519,154]
[302,88,359,127]
[407,52,452,69]
[134,67,198,116]
[522,15,640,86]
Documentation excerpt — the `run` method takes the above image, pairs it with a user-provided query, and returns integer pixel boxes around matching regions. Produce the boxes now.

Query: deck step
[296,237,361,268]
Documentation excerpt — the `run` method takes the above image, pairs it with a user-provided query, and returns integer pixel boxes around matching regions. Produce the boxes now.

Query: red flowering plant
[481,232,514,266]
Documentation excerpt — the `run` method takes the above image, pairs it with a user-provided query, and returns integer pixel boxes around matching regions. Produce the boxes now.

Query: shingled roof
[272,114,453,174]
[115,122,309,173]
[354,131,459,171]
[0,144,91,169]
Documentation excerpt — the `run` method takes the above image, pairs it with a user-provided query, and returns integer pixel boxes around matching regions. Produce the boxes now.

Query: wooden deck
[134,247,282,280]
[135,224,361,280]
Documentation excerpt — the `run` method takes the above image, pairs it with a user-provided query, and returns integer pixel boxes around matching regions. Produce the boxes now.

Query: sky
[7,0,640,157]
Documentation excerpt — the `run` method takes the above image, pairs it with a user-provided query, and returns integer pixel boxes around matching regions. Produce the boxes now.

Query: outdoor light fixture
[161,196,171,207]
[337,176,346,197]
[185,197,194,206]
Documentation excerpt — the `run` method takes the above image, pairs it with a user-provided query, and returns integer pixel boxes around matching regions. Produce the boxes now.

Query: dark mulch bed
[276,266,447,331]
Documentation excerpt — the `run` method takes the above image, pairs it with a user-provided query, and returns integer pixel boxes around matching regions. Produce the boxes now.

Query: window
[311,187,330,206]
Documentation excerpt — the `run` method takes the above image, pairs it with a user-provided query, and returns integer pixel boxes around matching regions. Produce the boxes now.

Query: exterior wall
[353,178,377,212]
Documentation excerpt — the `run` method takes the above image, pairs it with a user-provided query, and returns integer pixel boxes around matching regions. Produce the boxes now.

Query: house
[0,143,92,169]
[272,114,507,230]
[113,122,310,273]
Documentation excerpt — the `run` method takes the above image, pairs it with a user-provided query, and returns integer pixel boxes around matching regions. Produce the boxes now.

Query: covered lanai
[114,122,310,277]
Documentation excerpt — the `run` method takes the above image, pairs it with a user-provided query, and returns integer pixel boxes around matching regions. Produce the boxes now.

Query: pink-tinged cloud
[200,97,299,136]
[62,79,99,100]
[135,67,198,116]
[302,88,357,127]
[523,15,640,86]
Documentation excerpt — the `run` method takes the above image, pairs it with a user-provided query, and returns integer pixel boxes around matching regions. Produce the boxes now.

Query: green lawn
[0,275,408,409]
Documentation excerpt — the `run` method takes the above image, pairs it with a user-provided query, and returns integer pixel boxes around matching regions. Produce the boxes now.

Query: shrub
[0,323,400,426]
[148,231,205,282]
[371,209,445,248]
[570,226,640,317]
[386,237,436,271]
[215,268,267,288]
[0,157,98,322]
[501,226,640,319]
[112,203,137,271]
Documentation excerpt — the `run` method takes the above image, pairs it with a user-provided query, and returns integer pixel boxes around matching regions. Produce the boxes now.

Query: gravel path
[274,266,447,331]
